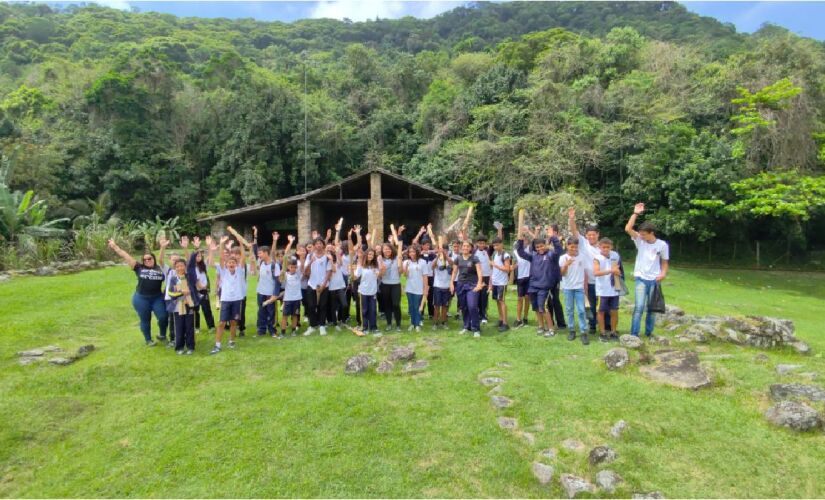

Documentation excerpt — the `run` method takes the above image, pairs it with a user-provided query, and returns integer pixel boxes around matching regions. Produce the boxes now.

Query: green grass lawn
[1,265,824,498]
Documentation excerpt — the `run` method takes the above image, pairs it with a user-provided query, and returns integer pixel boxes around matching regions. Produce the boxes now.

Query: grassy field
[1,265,824,498]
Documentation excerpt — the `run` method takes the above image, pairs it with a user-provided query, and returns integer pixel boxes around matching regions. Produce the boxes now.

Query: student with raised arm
[380,225,404,332]
[414,224,437,321]
[188,236,215,335]
[626,203,669,338]
[355,231,384,336]
[303,236,333,336]
[515,225,563,337]
[248,226,280,337]
[592,238,622,342]
[270,234,301,338]
[568,208,601,335]
[108,237,170,346]
[402,242,428,332]
[451,239,484,338]
[559,238,589,345]
[166,257,197,355]
[489,236,512,332]
[209,235,246,354]
[474,235,492,325]
[512,227,532,329]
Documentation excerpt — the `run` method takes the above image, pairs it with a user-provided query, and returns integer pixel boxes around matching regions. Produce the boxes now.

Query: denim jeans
[456,282,480,331]
[361,294,377,331]
[631,278,658,337]
[131,292,169,342]
[407,293,423,327]
[257,293,276,334]
[563,288,587,334]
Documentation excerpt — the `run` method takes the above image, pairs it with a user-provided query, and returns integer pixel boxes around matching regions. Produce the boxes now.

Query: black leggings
[327,288,347,325]
[194,291,215,330]
[380,283,402,326]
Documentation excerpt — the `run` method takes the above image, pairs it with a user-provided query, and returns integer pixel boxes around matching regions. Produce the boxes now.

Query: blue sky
[44,1,825,41]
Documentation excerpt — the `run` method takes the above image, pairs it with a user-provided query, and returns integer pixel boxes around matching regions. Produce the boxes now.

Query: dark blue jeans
[587,283,598,331]
[257,293,276,334]
[631,278,658,337]
[131,292,169,342]
[456,282,480,332]
[361,294,377,331]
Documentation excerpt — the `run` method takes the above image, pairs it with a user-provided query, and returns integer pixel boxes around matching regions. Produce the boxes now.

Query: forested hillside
[1,1,824,262]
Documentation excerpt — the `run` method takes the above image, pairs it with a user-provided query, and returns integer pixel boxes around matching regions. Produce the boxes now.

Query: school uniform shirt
[257,260,276,295]
[491,251,511,287]
[577,235,600,286]
[164,266,177,301]
[454,254,481,284]
[633,236,669,281]
[513,243,531,280]
[404,259,427,295]
[594,254,619,297]
[282,270,303,301]
[328,259,346,291]
[381,258,401,285]
[299,257,309,289]
[341,254,351,278]
[449,250,461,282]
[421,251,435,277]
[559,253,587,291]
[195,268,208,290]
[307,253,332,290]
[133,264,166,295]
[433,257,453,289]
[216,265,246,301]
[515,238,563,291]
[355,266,379,296]
[475,248,492,277]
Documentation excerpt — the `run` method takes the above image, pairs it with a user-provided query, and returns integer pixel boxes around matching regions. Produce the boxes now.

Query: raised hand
[418,226,426,235]
[398,225,406,234]
[568,207,576,219]
[219,235,229,244]
[334,218,343,232]
[252,226,258,237]
[158,237,170,249]
[493,221,503,231]
[273,231,280,241]
[208,239,218,251]
[192,236,201,248]
[287,234,295,243]
[107,239,118,250]
[634,202,645,215]
[180,235,190,248]
[311,230,319,240]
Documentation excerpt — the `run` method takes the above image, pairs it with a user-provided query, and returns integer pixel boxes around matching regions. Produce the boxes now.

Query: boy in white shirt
[625,203,670,338]
[559,238,589,345]
[592,238,622,343]
[210,236,246,354]
[489,237,512,332]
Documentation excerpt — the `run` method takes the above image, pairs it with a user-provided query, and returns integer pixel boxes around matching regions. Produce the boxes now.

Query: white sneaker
[408,325,415,332]
[459,329,468,335]
[304,327,315,336]
[415,326,421,332]
[335,325,341,332]
[319,326,327,336]
[303,316,309,324]
[481,319,488,325]
[473,331,481,338]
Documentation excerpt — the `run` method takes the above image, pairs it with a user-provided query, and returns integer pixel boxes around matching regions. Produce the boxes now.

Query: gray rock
[488,385,502,394]
[561,438,585,452]
[17,349,45,357]
[491,395,513,409]
[776,364,803,375]
[19,357,44,366]
[620,334,643,350]
[40,345,63,353]
[531,462,554,485]
[344,354,374,374]
[75,344,95,358]
[0,274,10,282]
[35,266,57,276]
[540,448,558,460]
[790,341,812,355]
[702,354,735,360]
[653,336,671,347]
[497,361,512,368]
[402,360,429,373]
[753,353,770,363]
[376,360,394,374]
[49,357,75,366]
[588,445,618,466]
[518,431,536,445]
[610,420,628,438]
[497,416,518,430]
[100,260,116,267]
[764,401,822,431]
[677,323,713,343]
[633,492,665,499]
[595,470,623,493]
[388,345,415,362]
[604,348,629,371]
[799,372,818,381]
[480,376,504,386]
[769,383,825,402]
[560,474,596,499]
[640,350,712,390]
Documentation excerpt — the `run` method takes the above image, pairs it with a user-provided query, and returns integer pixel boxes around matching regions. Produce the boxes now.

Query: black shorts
[219,300,242,322]
[529,290,549,312]
[517,278,530,297]
[492,285,507,301]
[598,295,620,312]
[433,288,452,306]
[282,300,301,316]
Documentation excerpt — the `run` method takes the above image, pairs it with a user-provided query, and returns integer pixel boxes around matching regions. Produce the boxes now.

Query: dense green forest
[1,1,825,264]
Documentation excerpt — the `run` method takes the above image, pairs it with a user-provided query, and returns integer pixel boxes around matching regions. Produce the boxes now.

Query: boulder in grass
[633,492,665,499]
[595,470,623,493]
[491,395,513,409]
[75,345,95,358]
[561,438,585,452]
[531,462,554,485]
[620,334,644,350]
[480,376,504,386]
[588,445,617,466]
[604,348,629,371]
[560,474,596,499]
[790,341,812,355]
[497,416,517,430]
[776,364,802,375]
[376,360,394,374]
[402,360,429,373]
[17,349,45,357]
[49,357,75,366]
[344,354,374,374]
[764,401,822,432]
[610,420,628,438]
[769,383,825,403]
[388,345,415,362]
[640,350,712,390]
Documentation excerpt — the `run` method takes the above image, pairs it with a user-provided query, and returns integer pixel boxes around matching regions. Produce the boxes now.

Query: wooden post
[756,240,761,268]
[517,209,525,237]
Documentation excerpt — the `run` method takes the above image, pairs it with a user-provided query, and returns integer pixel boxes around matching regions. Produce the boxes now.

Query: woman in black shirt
[450,240,484,337]
[108,238,170,346]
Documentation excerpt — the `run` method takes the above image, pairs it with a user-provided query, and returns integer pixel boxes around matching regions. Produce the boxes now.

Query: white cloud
[92,0,131,10]
[310,1,461,22]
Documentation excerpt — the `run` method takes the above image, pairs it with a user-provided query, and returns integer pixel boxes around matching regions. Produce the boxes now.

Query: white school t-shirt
[256,261,275,295]
[282,270,303,301]
[594,254,618,297]
[578,234,599,285]
[475,249,492,277]
[633,236,669,281]
[513,243,531,280]
[307,253,332,290]
[559,253,586,291]
[432,257,452,289]
[356,266,379,296]
[404,259,427,295]
[491,252,511,286]
[328,260,346,291]
[216,265,246,301]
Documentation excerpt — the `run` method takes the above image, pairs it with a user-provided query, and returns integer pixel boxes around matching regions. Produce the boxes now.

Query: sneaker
[195,328,200,335]
[500,324,510,332]
[395,326,401,332]
[184,349,193,355]
[145,340,157,347]
[271,332,278,338]
[319,326,327,336]
[567,331,576,341]
[372,331,382,337]
[385,325,394,332]
[176,350,184,355]
[277,334,285,340]
[459,329,468,335]
[599,334,610,343]
[543,330,555,338]
[441,324,449,330]
[257,331,267,337]
[408,325,415,332]
[209,345,221,355]
[589,327,597,335]
[228,341,236,349]
[473,331,481,338]
[415,326,421,332]
[581,333,590,345]
[432,324,438,331]
[166,341,175,348]
[536,327,545,336]
[304,327,316,336]
[238,331,245,337]
[335,325,341,332]
[291,329,298,337]
[609,332,619,341]
[481,319,488,325]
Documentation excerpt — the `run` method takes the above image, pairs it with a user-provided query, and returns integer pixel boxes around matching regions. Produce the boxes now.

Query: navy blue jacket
[515,237,563,291]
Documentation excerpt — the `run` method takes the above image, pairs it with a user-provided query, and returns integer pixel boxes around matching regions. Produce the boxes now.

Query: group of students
[108,202,669,354]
